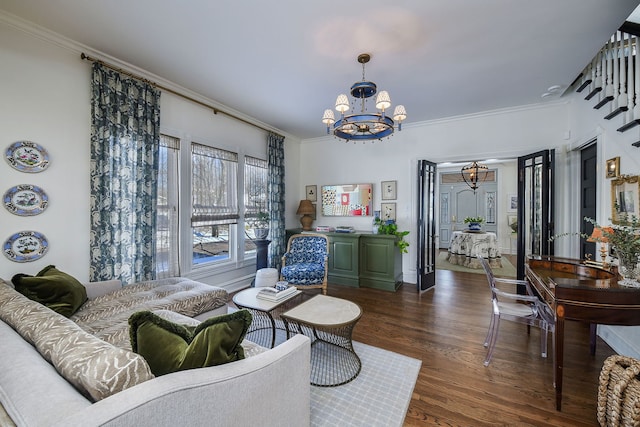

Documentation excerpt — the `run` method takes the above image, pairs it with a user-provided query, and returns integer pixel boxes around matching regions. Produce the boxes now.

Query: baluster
[605,31,629,119]
[586,49,604,100]
[618,34,640,132]
[626,33,634,119]
[595,38,615,108]
[635,34,640,121]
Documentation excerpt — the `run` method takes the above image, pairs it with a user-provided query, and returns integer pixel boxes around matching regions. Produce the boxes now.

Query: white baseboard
[597,325,640,358]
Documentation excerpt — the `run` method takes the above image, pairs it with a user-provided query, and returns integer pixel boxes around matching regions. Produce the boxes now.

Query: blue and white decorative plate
[5,141,50,173]
[3,185,49,216]
[3,231,49,263]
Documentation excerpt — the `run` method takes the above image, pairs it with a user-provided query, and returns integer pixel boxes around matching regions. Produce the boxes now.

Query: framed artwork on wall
[611,175,639,224]
[305,185,317,202]
[507,193,517,213]
[381,202,396,221]
[606,157,620,179]
[381,180,397,200]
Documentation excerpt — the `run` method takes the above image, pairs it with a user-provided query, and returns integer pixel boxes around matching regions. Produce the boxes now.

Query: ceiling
[2,1,640,140]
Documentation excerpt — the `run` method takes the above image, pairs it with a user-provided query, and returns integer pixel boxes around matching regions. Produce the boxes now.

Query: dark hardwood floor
[323,266,615,426]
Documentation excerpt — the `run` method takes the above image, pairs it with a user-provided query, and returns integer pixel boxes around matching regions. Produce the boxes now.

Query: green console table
[285,229,403,291]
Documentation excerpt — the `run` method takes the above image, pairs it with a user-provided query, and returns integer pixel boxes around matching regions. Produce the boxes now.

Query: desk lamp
[587,227,612,268]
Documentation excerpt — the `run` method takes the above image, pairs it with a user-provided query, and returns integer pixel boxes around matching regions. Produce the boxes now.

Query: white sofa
[0,278,311,427]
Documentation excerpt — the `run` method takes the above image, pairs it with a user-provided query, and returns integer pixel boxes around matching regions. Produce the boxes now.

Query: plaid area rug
[310,341,421,427]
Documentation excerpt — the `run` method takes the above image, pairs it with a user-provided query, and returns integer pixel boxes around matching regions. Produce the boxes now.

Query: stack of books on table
[256,284,298,301]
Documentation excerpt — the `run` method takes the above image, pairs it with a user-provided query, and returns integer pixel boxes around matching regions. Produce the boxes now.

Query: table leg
[589,323,597,356]
[555,311,565,411]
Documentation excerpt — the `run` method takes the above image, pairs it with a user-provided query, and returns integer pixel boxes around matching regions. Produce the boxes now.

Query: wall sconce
[606,157,620,178]
[296,199,315,230]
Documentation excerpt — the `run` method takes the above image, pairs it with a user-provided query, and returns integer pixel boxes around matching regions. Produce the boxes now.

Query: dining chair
[477,255,554,366]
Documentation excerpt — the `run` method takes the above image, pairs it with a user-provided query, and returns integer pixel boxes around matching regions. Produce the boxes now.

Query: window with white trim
[191,143,239,265]
[156,134,180,278]
[244,156,268,254]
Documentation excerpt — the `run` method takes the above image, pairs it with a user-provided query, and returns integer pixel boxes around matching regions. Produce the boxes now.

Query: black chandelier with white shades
[322,53,407,142]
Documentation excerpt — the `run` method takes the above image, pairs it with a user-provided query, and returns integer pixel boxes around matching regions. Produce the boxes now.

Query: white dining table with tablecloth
[446,231,502,269]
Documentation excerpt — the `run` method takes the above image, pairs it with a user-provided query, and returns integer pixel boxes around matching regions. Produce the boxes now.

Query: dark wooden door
[516,150,555,281]
[580,143,597,260]
[417,160,436,291]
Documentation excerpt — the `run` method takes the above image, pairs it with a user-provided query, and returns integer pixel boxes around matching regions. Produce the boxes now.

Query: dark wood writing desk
[525,256,640,411]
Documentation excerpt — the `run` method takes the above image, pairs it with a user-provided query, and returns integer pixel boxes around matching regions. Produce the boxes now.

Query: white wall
[299,103,570,283]
[0,21,91,281]
[0,18,302,291]
[564,89,640,358]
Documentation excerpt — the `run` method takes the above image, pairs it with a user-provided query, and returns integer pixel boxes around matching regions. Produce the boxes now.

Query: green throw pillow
[11,265,88,317]
[129,309,252,376]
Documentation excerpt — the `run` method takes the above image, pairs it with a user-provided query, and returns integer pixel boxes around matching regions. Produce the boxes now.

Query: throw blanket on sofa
[71,277,228,350]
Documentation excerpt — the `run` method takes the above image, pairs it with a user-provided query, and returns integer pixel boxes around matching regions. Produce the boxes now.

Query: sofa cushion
[72,277,229,349]
[129,309,252,376]
[0,282,153,401]
[11,265,87,317]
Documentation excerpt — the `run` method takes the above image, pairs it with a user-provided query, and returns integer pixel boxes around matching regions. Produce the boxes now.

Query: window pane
[193,224,230,264]
[156,134,180,278]
[244,156,268,254]
[191,143,239,226]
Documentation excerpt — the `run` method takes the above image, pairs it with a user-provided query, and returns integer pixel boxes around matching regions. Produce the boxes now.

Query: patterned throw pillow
[0,282,154,401]
[129,310,252,376]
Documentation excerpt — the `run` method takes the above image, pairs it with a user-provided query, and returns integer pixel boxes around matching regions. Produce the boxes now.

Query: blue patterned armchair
[280,233,329,295]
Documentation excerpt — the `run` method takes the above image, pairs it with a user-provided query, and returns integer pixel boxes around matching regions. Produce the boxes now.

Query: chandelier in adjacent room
[322,53,407,142]
[461,161,489,192]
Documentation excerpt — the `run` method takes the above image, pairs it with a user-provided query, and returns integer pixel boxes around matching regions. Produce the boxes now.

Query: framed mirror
[611,175,640,224]
[321,183,373,216]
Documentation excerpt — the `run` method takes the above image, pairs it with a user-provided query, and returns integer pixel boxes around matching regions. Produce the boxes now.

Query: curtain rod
[80,53,283,138]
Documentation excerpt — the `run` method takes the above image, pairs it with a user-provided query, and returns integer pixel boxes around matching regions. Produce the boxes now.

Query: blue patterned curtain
[89,62,161,284]
[267,132,286,268]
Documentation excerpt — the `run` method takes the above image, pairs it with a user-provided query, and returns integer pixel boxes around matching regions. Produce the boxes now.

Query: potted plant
[464,216,485,231]
[377,220,410,254]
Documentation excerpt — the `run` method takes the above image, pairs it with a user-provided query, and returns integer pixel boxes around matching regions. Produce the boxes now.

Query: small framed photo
[305,185,317,202]
[381,180,397,200]
[606,157,620,179]
[381,202,396,221]
[507,193,518,213]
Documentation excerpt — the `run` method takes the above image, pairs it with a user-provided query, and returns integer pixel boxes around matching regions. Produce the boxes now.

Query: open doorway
[434,160,518,277]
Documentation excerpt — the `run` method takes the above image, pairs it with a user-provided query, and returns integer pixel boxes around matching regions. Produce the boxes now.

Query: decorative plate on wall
[5,141,50,173]
[3,231,49,263]
[3,185,49,216]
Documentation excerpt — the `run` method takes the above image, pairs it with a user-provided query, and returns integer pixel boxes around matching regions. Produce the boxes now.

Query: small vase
[617,254,640,288]
[468,222,482,231]
[253,228,269,240]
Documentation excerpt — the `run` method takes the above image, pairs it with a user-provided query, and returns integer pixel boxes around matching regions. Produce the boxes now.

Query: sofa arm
[56,334,311,427]
[83,280,122,299]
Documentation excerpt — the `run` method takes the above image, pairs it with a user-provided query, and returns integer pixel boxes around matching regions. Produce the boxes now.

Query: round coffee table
[281,294,362,387]
[233,287,302,348]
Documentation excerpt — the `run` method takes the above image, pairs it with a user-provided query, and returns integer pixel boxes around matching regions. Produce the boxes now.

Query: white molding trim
[598,325,640,358]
